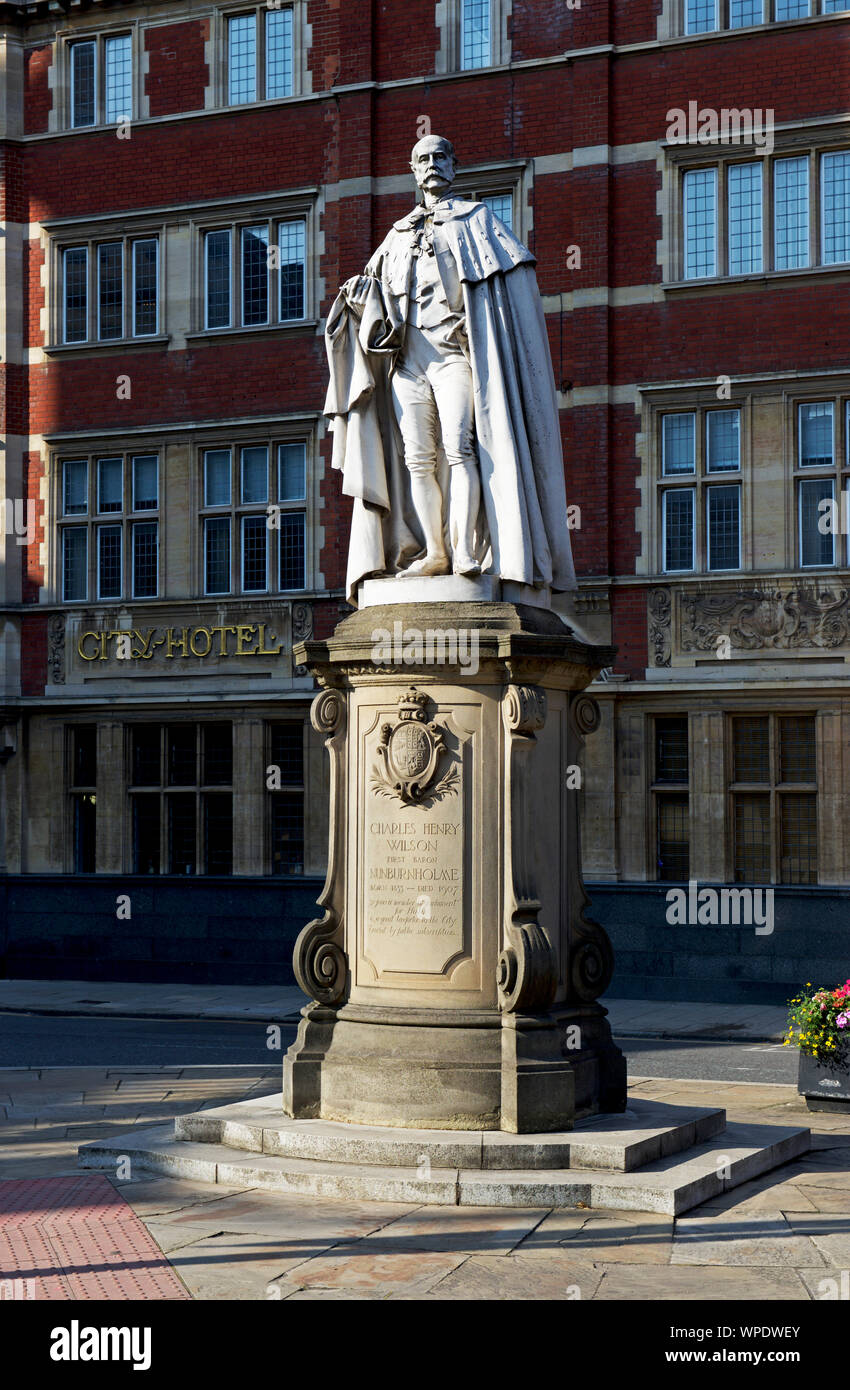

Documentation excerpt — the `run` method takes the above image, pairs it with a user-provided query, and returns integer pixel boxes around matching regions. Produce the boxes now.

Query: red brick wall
[611,587,647,677]
[22,451,45,605]
[144,20,209,117]
[24,44,53,135]
[24,238,45,352]
[20,613,48,696]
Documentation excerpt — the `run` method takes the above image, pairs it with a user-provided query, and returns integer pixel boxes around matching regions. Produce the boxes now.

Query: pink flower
[837,1014,849,1029]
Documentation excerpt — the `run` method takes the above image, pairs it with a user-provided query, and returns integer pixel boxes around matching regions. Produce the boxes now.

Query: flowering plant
[785,980,850,1062]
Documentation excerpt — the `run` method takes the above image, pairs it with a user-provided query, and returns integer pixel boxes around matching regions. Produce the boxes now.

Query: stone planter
[798,1050,850,1111]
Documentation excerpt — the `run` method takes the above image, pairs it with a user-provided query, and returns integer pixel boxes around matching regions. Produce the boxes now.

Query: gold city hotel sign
[76,622,285,662]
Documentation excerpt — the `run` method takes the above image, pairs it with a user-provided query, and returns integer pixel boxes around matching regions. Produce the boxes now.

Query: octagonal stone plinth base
[77,1097,811,1217]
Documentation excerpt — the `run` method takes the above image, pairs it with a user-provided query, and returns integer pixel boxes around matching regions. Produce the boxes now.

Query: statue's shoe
[398,554,451,577]
[452,556,481,578]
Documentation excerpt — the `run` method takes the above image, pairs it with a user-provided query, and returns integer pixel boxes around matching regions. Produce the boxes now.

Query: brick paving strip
[0,1174,190,1299]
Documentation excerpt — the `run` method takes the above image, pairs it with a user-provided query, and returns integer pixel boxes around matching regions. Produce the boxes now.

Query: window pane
[706,409,740,471]
[270,723,304,784]
[133,238,158,335]
[657,795,689,881]
[132,454,158,510]
[278,442,306,500]
[271,795,304,874]
[204,794,233,874]
[663,489,694,571]
[97,456,122,513]
[774,156,809,270]
[71,726,97,787]
[203,724,232,786]
[63,247,88,343]
[655,717,688,783]
[686,0,716,31]
[779,716,816,783]
[205,229,231,329]
[279,218,306,320]
[799,402,834,467]
[241,445,268,503]
[168,725,196,786]
[662,413,695,475]
[707,485,741,571]
[133,521,158,598]
[481,193,513,231]
[97,243,123,339]
[822,152,850,265]
[205,516,231,593]
[132,726,161,786]
[780,793,817,885]
[63,460,88,515]
[204,449,231,506]
[728,162,762,274]
[168,793,196,874]
[242,514,268,591]
[104,34,132,124]
[730,0,762,22]
[133,796,160,873]
[98,525,122,598]
[70,41,96,127]
[228,14,256,104]
[242,224,269,326]
[823,0,850,9]
[734,793,771,882]
[461,0,491,68]
[683,168,717,278]
[266,7,293,98]
[62,527,88,600]
[775,0,809,15]
[733,716,770,782]
[74,795,97,873]
[800,479,834,566]
[279,511,306,589]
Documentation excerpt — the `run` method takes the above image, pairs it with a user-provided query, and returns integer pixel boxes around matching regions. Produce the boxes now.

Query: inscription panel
[364,803,464,974]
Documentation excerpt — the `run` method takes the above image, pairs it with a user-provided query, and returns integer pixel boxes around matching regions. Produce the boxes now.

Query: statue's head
[410,135,457,199]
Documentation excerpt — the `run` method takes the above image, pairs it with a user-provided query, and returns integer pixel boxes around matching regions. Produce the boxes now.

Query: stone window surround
[43,3,311,134]
[208,0,309,110]
[59,713,310,876]
[189,191,318,339]
[638,369,850,581]
[791,395,850,570]
[661,120,850,288]
[195,423,317,599]
[43,414,321,606]
[45,216,167,354]
[435,0,511,75]
[50,18,142,134]
[645,708,823,884]
[55,449,161,605]
[42,189,320,354]
[659,0,849,39]
[450,159,530,243]
[643,390,754,579]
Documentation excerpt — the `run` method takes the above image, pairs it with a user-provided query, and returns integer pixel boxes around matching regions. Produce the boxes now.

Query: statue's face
[410,140,456,198]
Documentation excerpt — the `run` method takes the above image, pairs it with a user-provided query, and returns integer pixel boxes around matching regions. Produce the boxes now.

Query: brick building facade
[0,0,848,996]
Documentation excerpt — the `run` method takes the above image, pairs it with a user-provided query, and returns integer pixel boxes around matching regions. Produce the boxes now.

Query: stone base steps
[78,1098,811,1216]
[172,1097,727,1172]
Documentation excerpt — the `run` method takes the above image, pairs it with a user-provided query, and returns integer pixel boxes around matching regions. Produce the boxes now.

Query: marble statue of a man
[324,134,576,604]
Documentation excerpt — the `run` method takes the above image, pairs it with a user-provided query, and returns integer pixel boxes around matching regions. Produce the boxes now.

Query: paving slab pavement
[0,1062,849,1299]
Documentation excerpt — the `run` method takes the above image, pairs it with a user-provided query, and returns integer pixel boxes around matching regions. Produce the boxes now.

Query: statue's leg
[427,350,481,576]
[390,339,450,576]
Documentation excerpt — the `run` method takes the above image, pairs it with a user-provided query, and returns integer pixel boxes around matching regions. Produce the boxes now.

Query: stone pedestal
[283,600,626,1133]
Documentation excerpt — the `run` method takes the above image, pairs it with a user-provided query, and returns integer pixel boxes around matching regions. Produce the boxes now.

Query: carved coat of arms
[371,687,458,805]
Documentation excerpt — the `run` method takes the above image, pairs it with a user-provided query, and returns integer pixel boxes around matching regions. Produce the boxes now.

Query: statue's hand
[342,274,374,307]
